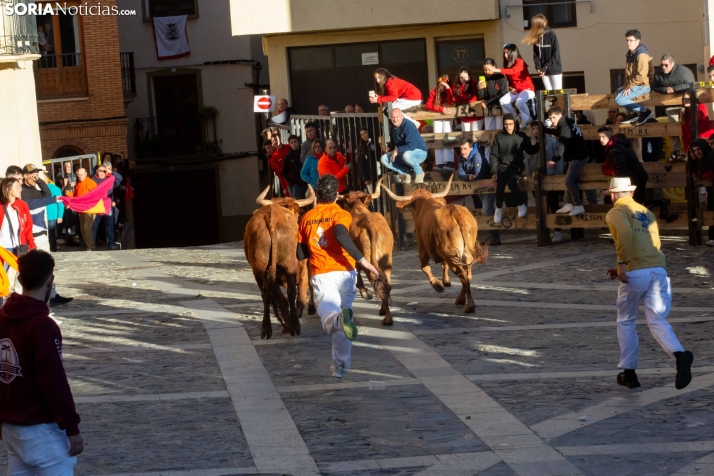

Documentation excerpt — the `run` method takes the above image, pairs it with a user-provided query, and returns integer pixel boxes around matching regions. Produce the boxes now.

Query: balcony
[33,52,88,100]
[229,0,499,36]
[0,0,39,60]
[121,52,137,102]
[133,115,221,159]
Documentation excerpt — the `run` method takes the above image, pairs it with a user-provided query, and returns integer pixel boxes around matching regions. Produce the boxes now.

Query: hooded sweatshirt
[624,43,654,88]
[490,120,540,175]
[547,116,590,162]
[476,73,510,113]
[317,152,350,193]
[0,293,80,436]
[533,28,562,75]
[604,134,649,182]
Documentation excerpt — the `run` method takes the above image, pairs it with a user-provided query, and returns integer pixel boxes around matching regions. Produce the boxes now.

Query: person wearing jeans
[380,109,428,184]
[615,29,654,125]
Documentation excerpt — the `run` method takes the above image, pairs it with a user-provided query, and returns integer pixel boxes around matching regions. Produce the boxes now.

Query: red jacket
[0,293,80,436]
[377,77,422,104]
[269,144,292,196]
[425,87,455,113]
[452,79,479,104]
[682,104,714,153]
[318,152,350,192]
[500,58,535,93]
[0,199,36,251]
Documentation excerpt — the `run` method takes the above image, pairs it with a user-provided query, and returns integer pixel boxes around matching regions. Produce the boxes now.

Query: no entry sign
[253,95,275,113]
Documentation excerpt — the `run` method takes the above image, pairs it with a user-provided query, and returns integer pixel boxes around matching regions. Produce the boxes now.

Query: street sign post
[253,95,275,113]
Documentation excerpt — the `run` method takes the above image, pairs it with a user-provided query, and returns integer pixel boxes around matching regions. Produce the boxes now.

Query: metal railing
[33,52,88,99]
[120,52,136,98]
[133,116,213,158]
[0,0,39,56]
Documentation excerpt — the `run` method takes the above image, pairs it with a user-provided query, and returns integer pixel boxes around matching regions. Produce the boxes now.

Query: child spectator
[425,75,456,171]
[522,14,562,90]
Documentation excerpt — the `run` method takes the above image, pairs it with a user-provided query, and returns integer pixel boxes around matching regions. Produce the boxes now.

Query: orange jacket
[74,178,97,197]
[318,152,350,192]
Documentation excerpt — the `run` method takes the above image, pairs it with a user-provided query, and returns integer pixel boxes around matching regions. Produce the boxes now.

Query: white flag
[152,15,190,60]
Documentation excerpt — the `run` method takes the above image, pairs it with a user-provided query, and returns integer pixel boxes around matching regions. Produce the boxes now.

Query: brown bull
[243,186,315,339]
[381,174,487,313]
[340,178,394,325]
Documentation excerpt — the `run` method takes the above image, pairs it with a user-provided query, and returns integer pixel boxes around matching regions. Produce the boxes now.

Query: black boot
[674,351,694,390]
[617,369,641,389]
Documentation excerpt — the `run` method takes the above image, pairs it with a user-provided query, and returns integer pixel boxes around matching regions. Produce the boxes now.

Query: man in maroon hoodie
[0,250,83,473]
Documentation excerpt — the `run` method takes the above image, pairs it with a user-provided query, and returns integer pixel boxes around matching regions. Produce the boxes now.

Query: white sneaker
[494,207,503,224]
[414,173,425,184]
[552,231,563,243]
[67,230,75,236]
[517,204,527,218]
[569,205,585,216]
[519,119,531,130]
[398,174,411,184]
[706,240,714,246]
[556,203,574,214]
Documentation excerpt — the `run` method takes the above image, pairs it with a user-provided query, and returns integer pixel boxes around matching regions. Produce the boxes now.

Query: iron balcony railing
[33,52,88,99]
[0,0,39,56]
[120,52,136,98]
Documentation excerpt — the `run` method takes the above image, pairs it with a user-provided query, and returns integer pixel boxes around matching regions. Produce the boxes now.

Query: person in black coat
[282,135,308,199]
[599,127,649,205]
[522,14,562,90]
[652,54,696,95]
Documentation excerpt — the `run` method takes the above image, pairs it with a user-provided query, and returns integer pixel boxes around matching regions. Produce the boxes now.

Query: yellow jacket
[606,196,666,271]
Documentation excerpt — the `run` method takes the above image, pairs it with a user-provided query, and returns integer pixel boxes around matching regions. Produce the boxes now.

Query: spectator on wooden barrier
[599,127,649,205]
[301,139,324,190]
[522,13,562,90]
[653,54,695,95]
[575,110,601,206]
[458,138,500,246]
[269,133,291,197]
[380,109,428,184]
[708,64,714,83]
[300,122,318,163]
[606,108,620,125]
[453,67,482,132]
[615,112,629,124]
[689,139,714,246]
[318,104,330,116]
[615,29,654,126]
[283,135,308,199]
[490,114,539,224]
[369,68,422,126]
[318,140,352,193]
[681,90,714,154]
[546,106,590,217]
[425,75,456,172]
[477,58,509,161]
[356,127,377,192]
[484,44,536,130]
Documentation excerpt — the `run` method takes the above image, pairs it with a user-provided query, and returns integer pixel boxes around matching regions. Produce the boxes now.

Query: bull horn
[371,177,384,200]
[432,174,454,199]
[256,185,273,206]
[379,177,413,202]
[295,185,316,208]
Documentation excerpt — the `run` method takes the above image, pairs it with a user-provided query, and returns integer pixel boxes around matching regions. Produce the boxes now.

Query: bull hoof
[261,325,272,340]
[296,308,303,319]
[382,316,394,326]
[308,304,316,315]
[443,281,452,288]
[455,296,466,306]
[464,304,476,313]
[281,325,289,334]
[294,322,301,336]
[431,280,445,293]
[359,288,373,300]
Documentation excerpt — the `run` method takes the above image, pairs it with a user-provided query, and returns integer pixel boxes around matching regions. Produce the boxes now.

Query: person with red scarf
[425,75,456,171]
[484,44,536,129]
[681,90,714,154]
[598,127,649,205]
[318,140,352,193]
[269,132,292,196]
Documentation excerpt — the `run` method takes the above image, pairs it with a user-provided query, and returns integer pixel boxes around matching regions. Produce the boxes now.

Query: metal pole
[535,91,549,246]
[687,82,700,245]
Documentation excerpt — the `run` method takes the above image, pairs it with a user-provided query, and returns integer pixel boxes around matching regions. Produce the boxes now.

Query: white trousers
[499,90,535,124]
[33,234,57,299]
[391,98,422,126]
[2,422,76,475]
[542,74,563,90]
[433,120,452,165]
[462,119,484,132]
[616,267,684,369]
[311,270,357,369]
[483,116,504,161]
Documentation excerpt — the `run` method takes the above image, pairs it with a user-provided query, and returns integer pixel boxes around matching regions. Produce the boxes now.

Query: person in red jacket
[0,178,36,296]
[269,132,292,197]
[318,140,352,193]
[681,90,714,154]
[484,44,536,129]
[425,75,456,171]
[0,250,83,472]
[453,66,483,132]
[369,68,422,126]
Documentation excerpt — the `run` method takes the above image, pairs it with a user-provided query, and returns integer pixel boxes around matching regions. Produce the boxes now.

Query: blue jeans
[380,149,428,175]
[290,184,307,199]
[92,214,115,247]
[615,85,650,113]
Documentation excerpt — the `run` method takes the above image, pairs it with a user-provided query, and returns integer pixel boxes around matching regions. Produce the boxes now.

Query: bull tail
[452,208,488,266]
[365,225,391,303]
[263,208,285,326]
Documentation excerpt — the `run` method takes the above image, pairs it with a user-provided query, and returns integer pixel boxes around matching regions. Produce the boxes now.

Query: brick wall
[37,0,128,158]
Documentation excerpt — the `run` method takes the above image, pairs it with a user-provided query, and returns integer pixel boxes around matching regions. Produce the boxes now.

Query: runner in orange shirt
[297,174,379,378]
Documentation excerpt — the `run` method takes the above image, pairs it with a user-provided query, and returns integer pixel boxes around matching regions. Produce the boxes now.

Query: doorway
[152,74,202,156]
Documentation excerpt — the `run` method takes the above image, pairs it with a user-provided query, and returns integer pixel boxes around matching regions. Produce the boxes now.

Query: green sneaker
[342,308,358,341]
[331,365,345,379]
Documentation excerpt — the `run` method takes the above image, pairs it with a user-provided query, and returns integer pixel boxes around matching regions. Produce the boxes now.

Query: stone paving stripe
[276,377,421,394]
[316,451,502,474]
[66,343,213,355]
[556,440,714,456]
[415,451,503,475]
[467,366,714,381]
[92,468,258,476]
[111,251,320,475]
[674,451,714,474]
[469,281,714,295]
[363,324,583,475]
[531,372,714,441]
[74,390,229,404]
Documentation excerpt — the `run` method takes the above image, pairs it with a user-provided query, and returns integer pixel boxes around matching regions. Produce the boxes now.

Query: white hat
[607,177,637,192]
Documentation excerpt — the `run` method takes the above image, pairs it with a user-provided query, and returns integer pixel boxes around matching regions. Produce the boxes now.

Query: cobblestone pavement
[2,233,713,475]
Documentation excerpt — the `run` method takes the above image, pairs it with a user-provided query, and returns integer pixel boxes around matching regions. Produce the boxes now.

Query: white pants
[2,422,76,475]
[483,116,504,161]
[311,270,357,369]
[433,120,452,165]
[391,98,422,126]
[542,74,563,90]
[33,234,57,299]
[616,267,684,369]
[499,90,535,124]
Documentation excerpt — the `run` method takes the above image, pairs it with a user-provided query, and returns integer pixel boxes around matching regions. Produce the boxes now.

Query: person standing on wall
[484,44,536,129]
[369,68,423,126]
[424,75,456,172]
[522,14,562,90]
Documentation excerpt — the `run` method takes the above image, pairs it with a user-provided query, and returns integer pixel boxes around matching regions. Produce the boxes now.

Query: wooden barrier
[570,87,714,110]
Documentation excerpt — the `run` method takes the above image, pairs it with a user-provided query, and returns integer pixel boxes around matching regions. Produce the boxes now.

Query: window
[436,38,486,79]
[144,0,198,19]
[523,0,577,29]
[610,69,625,93]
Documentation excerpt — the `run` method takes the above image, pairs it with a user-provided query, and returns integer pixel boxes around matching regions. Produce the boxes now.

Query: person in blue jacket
[380,109,428,184]
[41,171,65,252]
[300,139,324,190]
